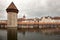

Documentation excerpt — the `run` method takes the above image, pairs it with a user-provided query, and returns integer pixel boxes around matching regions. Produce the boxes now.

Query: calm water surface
[0,30,60,40]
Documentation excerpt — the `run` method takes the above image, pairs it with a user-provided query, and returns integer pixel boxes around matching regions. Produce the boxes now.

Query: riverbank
[0,28,60,34]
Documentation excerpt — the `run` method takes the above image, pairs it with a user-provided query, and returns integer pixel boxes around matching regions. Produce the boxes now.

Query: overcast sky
[0,0,60,20]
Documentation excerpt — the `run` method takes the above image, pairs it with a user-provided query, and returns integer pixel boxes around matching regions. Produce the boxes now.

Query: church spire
[23,14,26,18]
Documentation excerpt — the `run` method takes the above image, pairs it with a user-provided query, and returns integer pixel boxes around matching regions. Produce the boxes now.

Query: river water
[0,30,60,40]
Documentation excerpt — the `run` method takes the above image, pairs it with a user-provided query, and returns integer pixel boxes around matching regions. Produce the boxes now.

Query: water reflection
[0,29,60,40]
[18,31,60,40]
[22,32,25,36]
[0,30,7,40]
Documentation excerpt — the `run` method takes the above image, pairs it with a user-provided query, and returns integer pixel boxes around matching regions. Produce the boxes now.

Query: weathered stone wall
[7,12,17,27]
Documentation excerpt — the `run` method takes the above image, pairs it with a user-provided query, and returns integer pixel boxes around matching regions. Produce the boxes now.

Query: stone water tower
[6,2,19,40]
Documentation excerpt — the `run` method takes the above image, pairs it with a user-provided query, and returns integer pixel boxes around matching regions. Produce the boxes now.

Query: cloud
[0,0,60,20]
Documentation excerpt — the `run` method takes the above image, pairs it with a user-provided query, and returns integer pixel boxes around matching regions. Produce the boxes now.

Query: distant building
[0,16,60,28]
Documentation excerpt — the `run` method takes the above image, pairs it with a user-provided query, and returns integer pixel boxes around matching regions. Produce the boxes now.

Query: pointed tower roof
[7,2,17,9]
[6,2,19,13]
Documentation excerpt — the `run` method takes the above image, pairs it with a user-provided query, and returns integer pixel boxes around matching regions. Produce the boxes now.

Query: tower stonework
[6,2,19,40]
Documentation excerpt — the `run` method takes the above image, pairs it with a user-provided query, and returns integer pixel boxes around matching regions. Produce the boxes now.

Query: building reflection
[22,32,25,35]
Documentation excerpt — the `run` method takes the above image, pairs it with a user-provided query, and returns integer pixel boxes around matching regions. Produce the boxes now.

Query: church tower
[23,14,26,19]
